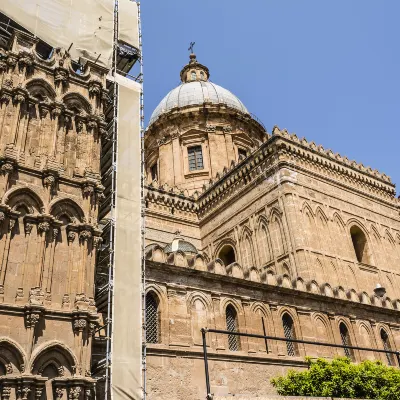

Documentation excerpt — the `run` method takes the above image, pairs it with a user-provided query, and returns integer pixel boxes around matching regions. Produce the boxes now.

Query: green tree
[271,357,400,400]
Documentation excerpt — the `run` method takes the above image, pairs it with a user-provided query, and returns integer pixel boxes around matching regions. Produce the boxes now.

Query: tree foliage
[271,357,400,400]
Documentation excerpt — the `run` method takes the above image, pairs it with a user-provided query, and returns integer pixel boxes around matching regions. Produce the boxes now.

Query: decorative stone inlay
[68,387,81,400]
[24,222,34,235]
[67,231,76,243]
[28,287,45,306]
[38,221,50,233]
[0,162,14,175]
[43,174,56,190]
[25,311,41,328]
[1,386,12,400]
[35,387,43,400]
[73,318,87,332]
[79,230,92,242]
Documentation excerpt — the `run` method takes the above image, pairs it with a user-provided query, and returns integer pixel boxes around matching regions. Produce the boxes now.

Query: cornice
[147,260,400,319]
[195,127,397,217]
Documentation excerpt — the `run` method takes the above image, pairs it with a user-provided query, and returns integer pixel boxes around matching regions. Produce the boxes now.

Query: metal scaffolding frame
[93,1,144,399]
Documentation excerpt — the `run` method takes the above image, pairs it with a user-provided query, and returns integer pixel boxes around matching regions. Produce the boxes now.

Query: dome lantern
[180,52,210,83]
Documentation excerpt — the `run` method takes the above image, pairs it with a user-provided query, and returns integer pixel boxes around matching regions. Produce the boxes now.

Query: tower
[145,53,266,194]
[0,27,106,399]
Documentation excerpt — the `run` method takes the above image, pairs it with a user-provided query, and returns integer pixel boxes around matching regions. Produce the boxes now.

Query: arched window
[241,235,253,268]
[258,225,271,265]
[200,71,205,80]
[226,305,240,351]
[270,215,285,256]
[191,71,196,81]
[339,322,354,360]
[146,293,159,344]
[381,329,394,366]
[218,245,235,266]
[191,299,208,345]
[350,226,371,264]
[282,313,297,356]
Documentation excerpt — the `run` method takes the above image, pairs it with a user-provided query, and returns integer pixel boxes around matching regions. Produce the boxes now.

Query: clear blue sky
[141,1,400,192]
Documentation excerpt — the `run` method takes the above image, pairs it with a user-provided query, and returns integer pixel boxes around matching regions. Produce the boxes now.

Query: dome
[149,81,249,125]
[164,237,198,255]
[148,53,249,125]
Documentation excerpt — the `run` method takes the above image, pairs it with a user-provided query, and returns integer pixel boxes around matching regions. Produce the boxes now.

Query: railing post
[202,328,213,400]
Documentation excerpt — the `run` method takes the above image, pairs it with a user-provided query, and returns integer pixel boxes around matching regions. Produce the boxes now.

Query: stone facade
[144,55,400,399]
[0,28,107,399]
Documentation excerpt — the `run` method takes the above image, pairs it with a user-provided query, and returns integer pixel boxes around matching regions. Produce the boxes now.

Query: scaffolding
[92,1,144,399]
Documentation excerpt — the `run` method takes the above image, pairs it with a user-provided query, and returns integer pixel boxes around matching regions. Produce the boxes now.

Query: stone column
[44,227,60,299]
[63,227,78,308]
[9,91,26,145]
[211,294,224,351]
[36,221,50,287]
[51,104,63,157]
[240,298,251,353]
[16,219,35,303]
[171,133,183,186]
[78,229,92,294]
[87,237,101,298]
[36,102,52,167]
[0,162,14,195]
[25,307,42,359]
[73,316,87,375]
[0,217,16,299]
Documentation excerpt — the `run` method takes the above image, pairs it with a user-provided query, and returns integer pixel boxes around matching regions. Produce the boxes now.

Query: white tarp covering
[119,0,139,48]
[112,74,142,400]
[0,0,139,67]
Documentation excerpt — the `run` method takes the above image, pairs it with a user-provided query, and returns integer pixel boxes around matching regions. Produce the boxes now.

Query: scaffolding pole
[95,1,144,399]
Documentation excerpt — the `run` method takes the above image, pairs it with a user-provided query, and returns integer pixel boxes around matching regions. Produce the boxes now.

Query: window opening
[339,322,354,360]
[282,313,296,356]
[226,305,240,351]
[200,71,204,80]
[238,148,247,161]
[188,145,203,171]
[381,329,394,366]
[150,163,158,181]
[191,71,196,81]
[350,226,370,264]
[146,293,159,343]
[218,245,235,266]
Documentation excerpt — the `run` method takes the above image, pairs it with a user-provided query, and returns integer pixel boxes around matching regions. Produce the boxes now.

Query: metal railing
[201,328,400,400]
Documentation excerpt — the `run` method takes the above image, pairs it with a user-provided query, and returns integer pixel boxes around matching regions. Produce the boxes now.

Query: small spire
[180,44,210,83]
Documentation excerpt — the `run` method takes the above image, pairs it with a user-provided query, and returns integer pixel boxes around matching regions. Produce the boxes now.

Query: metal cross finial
[188,42,195,54]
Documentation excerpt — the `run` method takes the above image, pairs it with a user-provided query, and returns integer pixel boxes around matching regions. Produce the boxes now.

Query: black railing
[201,328,400,400]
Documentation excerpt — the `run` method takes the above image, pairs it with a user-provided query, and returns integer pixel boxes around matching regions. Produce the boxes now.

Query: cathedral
[0,4,400,400]
[144,53,400,399]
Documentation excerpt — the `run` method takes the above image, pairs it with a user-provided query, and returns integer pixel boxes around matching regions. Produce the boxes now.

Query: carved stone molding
[68,387,82,400]
[38,221,50,233]
[79,229,92,242]
[43,174,56,190]
[1,386,12,400]
[24,307,42,328]
[55,387,64,400]
[28,287,45,306]
[0,162,14,176]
